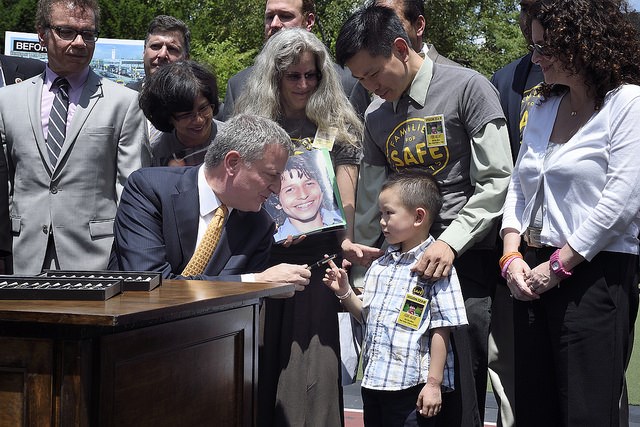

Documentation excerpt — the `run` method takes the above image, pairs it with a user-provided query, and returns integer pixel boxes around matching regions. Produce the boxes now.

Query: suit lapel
[513,54,534,97]
[3,62,17,84]
[27,74,53,175]
[172,168,200,271]
[53,70,102,176]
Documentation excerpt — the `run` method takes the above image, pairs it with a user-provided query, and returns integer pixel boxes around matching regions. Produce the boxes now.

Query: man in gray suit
[0,55,45,274]
[0,0,149,275]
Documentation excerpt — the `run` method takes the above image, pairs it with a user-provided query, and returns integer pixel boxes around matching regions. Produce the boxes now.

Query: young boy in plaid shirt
[323,172,468,426]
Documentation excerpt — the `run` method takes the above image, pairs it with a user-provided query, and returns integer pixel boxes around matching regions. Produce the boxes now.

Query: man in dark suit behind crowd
[126,15,190,92]
[0,55,46,274]
[109,113,311,288]
[0,0,149,275]
[218,0,369,121]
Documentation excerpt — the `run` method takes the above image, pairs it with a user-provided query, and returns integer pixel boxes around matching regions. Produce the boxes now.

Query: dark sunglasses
[528,43,551,57]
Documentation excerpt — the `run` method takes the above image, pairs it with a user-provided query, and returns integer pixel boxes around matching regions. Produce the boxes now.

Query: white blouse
[502,84,640,261]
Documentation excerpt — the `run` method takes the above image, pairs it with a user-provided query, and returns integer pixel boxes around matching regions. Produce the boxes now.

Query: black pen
[307,254,337,270]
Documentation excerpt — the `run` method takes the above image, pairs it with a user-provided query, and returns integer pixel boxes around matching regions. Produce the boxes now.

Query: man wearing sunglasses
[0,0,149,275]
[218,0,369,121]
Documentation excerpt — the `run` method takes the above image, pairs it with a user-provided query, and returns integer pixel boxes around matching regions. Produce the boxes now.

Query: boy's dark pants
[361,384,436,427]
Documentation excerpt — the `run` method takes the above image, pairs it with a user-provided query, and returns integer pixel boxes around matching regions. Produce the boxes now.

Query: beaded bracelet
[336,288,352,300]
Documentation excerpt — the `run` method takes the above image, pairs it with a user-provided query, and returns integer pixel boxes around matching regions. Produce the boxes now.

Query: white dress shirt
[196,166,256,281]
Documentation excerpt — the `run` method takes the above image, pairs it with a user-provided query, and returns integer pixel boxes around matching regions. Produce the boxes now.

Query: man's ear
[304,13,316,31]
[37,28,47,46]
[392,37,411,62]
[224,151,242,175]
[415,15,426,41]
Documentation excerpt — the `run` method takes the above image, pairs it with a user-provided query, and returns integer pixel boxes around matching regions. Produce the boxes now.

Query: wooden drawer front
[0,338,53,427]
[99,306,256,426]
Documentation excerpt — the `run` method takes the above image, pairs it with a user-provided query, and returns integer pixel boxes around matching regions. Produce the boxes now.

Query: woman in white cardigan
[500,0,640,426]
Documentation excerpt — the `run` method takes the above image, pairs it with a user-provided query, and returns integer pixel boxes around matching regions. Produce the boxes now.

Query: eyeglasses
[528,43,551,57]
[48,26,99,42]
[283,71,321,82]
[173,104,213,122]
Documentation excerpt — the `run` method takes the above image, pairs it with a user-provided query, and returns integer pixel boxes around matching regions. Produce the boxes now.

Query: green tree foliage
[313,0,361,51]
[0,0,38,47]
[1,0,529,86]
[191,37,258,99]
[98,0,159,39]
[426,0,527,75]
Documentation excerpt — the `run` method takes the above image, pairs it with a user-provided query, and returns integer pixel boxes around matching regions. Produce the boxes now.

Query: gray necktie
[46,77,70,166]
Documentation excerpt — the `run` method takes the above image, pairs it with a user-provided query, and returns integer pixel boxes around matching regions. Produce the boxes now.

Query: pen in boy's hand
[307,254,337,270]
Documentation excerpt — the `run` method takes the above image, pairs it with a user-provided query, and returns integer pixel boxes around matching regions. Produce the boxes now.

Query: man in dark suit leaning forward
[110,114,311,288]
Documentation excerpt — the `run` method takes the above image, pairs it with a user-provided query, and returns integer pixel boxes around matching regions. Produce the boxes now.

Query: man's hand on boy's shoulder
[411,240,455,281]
[341,239,384,267]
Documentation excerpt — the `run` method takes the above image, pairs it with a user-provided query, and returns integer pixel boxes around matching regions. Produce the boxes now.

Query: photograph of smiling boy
[268,149,345,243]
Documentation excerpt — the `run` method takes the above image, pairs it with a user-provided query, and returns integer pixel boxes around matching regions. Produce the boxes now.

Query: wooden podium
[0,280,294,426]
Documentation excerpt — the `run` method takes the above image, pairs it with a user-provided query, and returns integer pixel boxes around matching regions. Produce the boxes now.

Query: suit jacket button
[50,186,58,194]
[42,225,48,234]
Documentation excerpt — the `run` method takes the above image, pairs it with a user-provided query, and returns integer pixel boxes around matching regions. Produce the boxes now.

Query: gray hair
[235,28,363,148]
[204,114,294,168]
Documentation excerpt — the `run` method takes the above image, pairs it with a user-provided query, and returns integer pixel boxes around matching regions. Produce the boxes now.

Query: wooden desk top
[0,280,294,328]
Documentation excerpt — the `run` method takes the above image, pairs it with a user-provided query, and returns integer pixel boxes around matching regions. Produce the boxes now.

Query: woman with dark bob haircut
[139,60,223,166]
[500,0,640,425]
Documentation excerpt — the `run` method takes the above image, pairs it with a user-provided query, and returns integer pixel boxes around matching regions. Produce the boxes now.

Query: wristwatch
[549,249,572,280]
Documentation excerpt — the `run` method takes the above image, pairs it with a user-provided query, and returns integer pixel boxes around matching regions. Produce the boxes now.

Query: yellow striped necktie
[181,205,228,276]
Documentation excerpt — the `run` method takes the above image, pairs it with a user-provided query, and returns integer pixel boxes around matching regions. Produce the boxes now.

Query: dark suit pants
[513,248,639,427]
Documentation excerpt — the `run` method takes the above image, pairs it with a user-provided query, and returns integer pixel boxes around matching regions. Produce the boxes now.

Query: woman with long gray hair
[235,27,363,426]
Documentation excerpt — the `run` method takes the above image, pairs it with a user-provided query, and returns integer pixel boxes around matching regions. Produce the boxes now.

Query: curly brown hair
[530,0,640,109]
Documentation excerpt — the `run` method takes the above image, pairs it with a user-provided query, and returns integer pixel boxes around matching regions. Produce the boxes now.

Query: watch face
[551,261,560,271]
